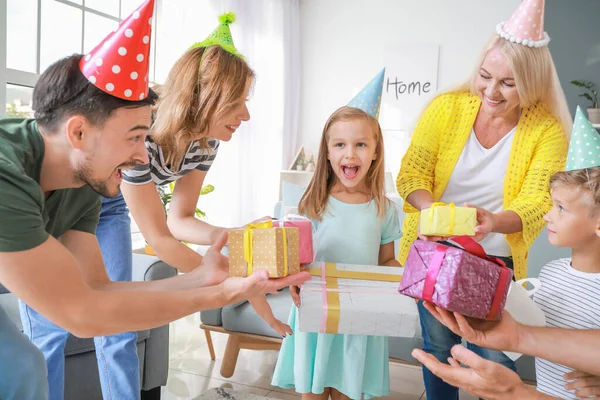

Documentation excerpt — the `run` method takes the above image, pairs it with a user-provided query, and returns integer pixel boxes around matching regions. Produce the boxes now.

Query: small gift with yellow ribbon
[419,202,477,237]
[297,262,419,337]
[228,220,301,278]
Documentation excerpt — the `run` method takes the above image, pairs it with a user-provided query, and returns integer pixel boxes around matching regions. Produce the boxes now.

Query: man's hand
[197,231,311,304]
[465,202,497,242]
[423,302,523,353]
[191,231,230,287]
[220,270,311,306]
[564,371,600,399]
[412,345,544,400]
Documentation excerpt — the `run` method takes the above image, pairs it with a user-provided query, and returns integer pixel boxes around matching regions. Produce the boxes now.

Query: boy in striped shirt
[533,165,600,399]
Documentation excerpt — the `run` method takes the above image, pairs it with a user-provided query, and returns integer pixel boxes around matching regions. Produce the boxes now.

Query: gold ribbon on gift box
[306,262,403,334]
[428,202,456,235]
[243,220,288,276]
[307,262,403,282]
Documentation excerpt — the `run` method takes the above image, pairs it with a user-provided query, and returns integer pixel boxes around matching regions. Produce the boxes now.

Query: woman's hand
[465,202,498,242]
[224,216,273,237]
[290,285,301,307]
[564,371,600,399]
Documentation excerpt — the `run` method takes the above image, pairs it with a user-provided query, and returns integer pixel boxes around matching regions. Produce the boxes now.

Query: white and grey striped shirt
[533,258,600,399]
[123,136,219,186]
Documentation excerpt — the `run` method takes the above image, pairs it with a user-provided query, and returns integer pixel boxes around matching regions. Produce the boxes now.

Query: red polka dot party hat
[79,0,154,100]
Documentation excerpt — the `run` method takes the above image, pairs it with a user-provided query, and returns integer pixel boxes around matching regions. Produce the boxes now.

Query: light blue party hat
[566,106,600,171]
[347,68,385,120]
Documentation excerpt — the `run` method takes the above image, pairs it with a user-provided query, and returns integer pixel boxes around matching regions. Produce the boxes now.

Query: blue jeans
[419,251,517,400]
[19,193,140,400]
[0,304,48,399]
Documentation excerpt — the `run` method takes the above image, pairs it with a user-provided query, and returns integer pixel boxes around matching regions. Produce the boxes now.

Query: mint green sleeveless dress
[271,196,401,399]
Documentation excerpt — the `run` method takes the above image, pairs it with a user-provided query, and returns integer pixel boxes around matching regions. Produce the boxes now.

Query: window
[7,0,38,73]
[83,12,119,53]
[40,1,83,72]
[5,84,34,118]
[85,0,119,17]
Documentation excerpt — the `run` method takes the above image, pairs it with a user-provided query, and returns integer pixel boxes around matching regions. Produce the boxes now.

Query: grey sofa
[0,253,177,400]
[200,193,571,383]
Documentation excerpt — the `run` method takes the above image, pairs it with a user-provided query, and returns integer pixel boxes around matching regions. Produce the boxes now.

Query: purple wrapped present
[398,237,513,320]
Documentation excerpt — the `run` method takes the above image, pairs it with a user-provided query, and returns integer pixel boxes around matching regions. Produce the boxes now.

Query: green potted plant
[570,80,600,124]
[144,182,215,255]
[157,182,215,218]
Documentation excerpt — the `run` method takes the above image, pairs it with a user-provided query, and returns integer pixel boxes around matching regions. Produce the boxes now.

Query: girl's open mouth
[342,165,359,179]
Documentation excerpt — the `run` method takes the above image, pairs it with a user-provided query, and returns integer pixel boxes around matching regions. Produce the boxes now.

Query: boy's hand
[268,318,293,337]
[564,371,600,399]
[290,285,301,307]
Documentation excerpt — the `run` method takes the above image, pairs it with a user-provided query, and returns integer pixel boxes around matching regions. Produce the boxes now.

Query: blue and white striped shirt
[123,136,219,186]
[533,258,600,399]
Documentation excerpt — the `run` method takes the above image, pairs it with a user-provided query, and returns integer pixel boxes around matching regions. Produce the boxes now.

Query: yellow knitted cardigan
[396,91,568,280]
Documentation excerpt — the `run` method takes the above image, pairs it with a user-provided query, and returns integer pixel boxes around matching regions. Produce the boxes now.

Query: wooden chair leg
[220,334,241,378]
[204,329,216,361]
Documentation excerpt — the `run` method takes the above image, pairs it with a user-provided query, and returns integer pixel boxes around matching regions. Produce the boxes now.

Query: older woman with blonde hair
[396,1,570,399]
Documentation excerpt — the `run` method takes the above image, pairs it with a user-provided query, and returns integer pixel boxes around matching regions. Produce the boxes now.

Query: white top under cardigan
[439,127,516,257]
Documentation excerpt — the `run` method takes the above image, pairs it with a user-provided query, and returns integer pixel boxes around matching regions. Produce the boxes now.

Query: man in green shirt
[0,51,309,400]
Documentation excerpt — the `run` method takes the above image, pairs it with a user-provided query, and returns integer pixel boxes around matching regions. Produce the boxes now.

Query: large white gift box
[298,262,419,337]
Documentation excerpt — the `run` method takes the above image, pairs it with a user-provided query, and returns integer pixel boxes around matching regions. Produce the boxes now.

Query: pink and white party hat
[497,0,550,48]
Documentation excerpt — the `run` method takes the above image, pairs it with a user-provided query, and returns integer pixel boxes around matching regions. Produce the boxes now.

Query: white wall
[299,0,520,173]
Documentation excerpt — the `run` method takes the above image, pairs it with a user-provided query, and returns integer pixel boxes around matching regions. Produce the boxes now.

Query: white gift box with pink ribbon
[298,262,419,337]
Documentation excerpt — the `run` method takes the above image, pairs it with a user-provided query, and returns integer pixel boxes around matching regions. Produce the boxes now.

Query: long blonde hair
[151,46,255,170]
[453,34,572,136]
[298,106,387,220]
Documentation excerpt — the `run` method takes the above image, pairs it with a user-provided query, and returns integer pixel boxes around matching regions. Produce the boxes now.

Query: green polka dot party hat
[566,106,600,171]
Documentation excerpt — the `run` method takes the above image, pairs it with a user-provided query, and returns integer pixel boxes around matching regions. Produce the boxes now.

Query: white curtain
[154,0,301,228]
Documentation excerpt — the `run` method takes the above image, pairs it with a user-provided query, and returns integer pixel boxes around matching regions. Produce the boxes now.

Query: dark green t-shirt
[0,118,101,252]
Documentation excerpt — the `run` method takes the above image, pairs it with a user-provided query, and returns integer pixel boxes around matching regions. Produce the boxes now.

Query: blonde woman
[20,13,262,400]
[396,4,571,399]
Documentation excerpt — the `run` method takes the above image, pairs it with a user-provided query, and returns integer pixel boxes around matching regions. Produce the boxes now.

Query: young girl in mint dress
[271,104,402,400]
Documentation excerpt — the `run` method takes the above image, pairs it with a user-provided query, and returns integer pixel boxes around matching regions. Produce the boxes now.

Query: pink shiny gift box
[398,237,513,320]
[272,216,314,264]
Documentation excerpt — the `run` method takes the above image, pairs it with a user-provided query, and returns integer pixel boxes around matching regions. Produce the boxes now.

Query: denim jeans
[419,245,517,400]
[19,193,140,400]
[0,304,48,399]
